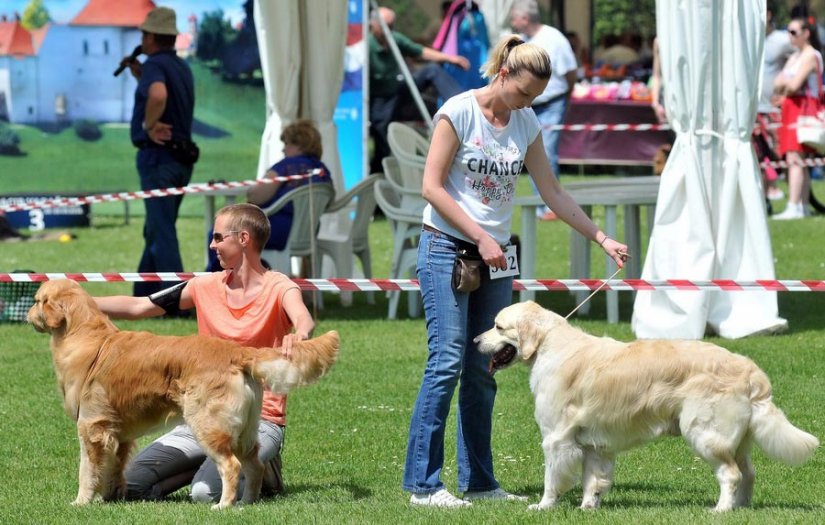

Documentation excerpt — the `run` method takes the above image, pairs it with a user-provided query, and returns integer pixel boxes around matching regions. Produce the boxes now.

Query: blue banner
[334,0,367,190]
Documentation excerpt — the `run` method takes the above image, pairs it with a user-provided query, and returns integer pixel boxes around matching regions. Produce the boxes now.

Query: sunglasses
[211,230,239,243]
[789,28,802,36]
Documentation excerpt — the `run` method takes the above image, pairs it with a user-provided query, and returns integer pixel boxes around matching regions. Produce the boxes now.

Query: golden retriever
[475,301,818,512]
[28,279,339,509]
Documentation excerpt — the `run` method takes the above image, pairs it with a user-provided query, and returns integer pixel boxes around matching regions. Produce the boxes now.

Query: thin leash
[565,253,629,320]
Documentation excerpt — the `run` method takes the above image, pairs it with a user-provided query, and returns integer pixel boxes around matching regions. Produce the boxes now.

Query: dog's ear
[41,295,67,330]
[517,315,545,360]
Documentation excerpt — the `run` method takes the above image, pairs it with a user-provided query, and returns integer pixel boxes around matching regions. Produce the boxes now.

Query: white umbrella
[632,0,787,339]
[253,0,347,194]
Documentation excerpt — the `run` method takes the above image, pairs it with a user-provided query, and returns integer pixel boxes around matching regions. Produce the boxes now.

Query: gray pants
[124,420,284,502]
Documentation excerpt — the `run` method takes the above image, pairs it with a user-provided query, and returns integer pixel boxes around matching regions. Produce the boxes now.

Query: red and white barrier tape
[2,273,824,292]
[0,171,321,213]
[547,121,785,132]
[542,122,825,169]
[760,157,825,169]
[549,122,671,132]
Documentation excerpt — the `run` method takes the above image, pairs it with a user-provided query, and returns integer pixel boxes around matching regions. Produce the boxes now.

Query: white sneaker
[772,202,806,220]
[463,487,528,501]
[410,489,472,508]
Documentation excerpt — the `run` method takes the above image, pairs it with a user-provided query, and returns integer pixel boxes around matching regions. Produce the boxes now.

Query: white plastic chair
[317,173,381,305]
[260,183,335,305]
[387,122,429,190]
[374,178,423,319]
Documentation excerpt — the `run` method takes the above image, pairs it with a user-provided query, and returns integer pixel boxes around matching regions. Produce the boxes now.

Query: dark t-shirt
[368,31,424,98]
[130,49,195,145]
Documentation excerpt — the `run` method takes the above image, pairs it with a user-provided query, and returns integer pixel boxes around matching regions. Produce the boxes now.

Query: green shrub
[73,119,102,141]
[0,123,21,155]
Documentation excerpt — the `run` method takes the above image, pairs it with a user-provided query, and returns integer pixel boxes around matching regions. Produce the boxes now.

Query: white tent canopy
[632,0,787,339]
[253,0,348,195]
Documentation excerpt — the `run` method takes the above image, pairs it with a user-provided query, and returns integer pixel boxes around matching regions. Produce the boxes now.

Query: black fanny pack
[135,139,200,165]
[452,248,483,293]
[166,140,200,165]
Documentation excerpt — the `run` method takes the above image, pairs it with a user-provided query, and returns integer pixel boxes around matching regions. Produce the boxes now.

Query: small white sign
[489,245,519,279]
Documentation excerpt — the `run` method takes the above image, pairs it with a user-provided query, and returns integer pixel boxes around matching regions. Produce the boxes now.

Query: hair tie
[505,37,524,53]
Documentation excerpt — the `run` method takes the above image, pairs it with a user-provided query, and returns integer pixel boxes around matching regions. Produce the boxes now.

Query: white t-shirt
[525,25,577,103]
[422,91,541,245]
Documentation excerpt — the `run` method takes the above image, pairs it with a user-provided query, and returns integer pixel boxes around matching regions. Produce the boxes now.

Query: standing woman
[773,16,823,220]
[403,36,627,508]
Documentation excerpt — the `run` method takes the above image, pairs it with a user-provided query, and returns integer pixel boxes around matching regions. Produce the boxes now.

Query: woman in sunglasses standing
[94,202,315,503]
[773,16,824,219]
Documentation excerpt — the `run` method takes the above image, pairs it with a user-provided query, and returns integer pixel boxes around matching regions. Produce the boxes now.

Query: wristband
[598,235,609,247]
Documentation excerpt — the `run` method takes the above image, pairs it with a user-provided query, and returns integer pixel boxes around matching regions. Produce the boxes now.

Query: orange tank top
[189,270,299,425]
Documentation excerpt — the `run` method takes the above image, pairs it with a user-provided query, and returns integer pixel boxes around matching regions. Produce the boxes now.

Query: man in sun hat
[121,6,197,298]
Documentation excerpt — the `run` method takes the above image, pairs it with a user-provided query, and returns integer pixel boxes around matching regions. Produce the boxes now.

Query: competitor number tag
[489,245,519,279]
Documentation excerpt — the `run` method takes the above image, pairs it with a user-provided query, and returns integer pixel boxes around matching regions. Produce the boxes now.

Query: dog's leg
[73,436,97,505]
[710,460,741,512]
[211,450,242,510]
[102,440,134,501]
[733,439,755,508]
[189,418,242,508]
[580,448,615,510]
[682,398,746,512]
[529,435,583,511]
[240,443,264,505]
[689,432,741,512]
[74,420,115,505]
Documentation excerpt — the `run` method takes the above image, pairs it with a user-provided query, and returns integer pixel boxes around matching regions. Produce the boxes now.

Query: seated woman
[207,120,332,271]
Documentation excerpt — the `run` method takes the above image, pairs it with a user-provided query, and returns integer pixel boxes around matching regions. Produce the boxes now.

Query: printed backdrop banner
[335,0,368,189]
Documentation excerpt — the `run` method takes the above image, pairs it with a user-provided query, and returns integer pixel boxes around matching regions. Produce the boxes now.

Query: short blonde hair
[281,119,323,159]
[216,203,270,253]
[481,35,551,82]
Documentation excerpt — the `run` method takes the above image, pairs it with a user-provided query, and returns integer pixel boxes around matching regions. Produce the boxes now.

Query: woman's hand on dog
[281,332,307,360]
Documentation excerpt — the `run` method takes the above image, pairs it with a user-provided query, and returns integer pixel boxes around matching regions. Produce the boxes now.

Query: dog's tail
[749,371,818,466]
[250,331,339,395]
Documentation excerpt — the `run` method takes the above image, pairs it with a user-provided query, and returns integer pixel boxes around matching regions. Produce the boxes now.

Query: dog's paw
[528,499,556,511]
[210,501,245,511]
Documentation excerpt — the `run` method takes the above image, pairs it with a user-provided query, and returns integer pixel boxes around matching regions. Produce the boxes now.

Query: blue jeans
[134,150,193,296]
[531,96,568,215]
[402,229,514,494]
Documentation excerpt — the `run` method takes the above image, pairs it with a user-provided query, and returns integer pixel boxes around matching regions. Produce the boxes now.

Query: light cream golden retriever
[475,301,818,512]
[28,279,339,509]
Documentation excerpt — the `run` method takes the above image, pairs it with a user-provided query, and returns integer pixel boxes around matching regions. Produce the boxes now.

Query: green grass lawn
[1,61,824,524]
[1,199,824,524]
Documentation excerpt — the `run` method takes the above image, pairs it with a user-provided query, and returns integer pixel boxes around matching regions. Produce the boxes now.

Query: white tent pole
[369,0,433,129]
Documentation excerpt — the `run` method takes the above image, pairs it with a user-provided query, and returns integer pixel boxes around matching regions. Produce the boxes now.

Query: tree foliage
[593,0,656,42]
[21,0,50,30]
[196,9,234,63]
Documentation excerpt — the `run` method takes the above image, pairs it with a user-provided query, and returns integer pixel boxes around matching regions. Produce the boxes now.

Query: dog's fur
[28,279,339,509]
[475,301,818,512]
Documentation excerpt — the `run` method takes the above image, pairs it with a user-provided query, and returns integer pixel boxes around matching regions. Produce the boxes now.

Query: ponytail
[481,34,552,82]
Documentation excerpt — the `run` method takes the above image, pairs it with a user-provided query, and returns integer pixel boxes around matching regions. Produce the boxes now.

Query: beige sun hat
[139,7,179,36]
